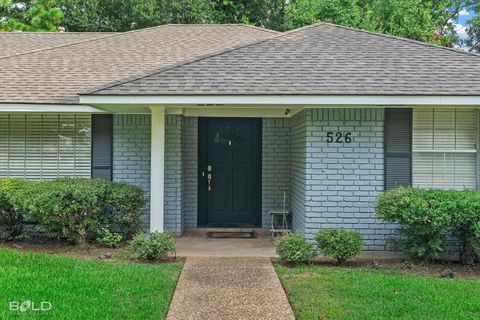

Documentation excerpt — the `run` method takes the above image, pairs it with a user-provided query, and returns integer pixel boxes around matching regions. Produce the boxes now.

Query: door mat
[207,231,256,239]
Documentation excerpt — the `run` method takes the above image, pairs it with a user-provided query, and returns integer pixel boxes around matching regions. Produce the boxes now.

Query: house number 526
[326,132,352,143]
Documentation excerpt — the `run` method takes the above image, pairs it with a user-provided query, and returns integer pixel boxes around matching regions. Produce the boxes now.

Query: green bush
[0,178,147,244]
[101,182,146,239]
[96,227,123,248]
[275,233,315,265]
[447,191,480,264]
[376,187,480,263]
[129,232,176,261]
[23,178,102,244]
[315,228,362,263]
[0,179,30,239]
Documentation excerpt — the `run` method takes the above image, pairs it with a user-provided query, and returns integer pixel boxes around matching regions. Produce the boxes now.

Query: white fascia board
[0,103,105,113]
[79,95,480,106]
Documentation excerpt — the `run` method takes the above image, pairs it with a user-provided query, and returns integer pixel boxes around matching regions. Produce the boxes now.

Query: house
[1,23,480,250]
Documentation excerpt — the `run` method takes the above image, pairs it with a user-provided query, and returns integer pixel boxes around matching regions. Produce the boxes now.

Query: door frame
[197,117,262,227]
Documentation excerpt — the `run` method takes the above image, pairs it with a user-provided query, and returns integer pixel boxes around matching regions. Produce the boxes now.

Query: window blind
[412,109,478,190]
[0,114,91,180]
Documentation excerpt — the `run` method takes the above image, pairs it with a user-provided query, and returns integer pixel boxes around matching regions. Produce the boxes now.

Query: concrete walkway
[175,232,276,257]
[166,257,295,320]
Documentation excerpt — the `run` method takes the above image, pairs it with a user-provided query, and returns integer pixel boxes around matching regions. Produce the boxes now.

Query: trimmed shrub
[23,178,102,243]
[376,187,480,263]
[275,233,315,265]
[315,228,362,263]
[447,192,480,264]
[96,227,123,248]
[0,178,147,244]
[0,178,31,239]
[101,182,146,239]
[129,232,176,261]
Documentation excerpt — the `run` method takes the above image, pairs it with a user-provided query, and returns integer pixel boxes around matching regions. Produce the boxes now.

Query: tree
[207,0,288,31]
[0,0,62,31]
[465,2,480,52]
[58,0,288,32]
[361,0,435,42]
[284,0,477,45]
[285,0,362,30]
[58,0,214,32]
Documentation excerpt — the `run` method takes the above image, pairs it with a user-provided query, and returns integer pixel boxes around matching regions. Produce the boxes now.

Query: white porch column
[149,106,165,232]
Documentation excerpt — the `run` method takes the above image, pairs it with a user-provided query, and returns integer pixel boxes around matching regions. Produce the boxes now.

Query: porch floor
[175,229,276,257]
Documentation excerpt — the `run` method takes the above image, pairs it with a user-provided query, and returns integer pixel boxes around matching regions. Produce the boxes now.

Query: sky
[456,8,473,40]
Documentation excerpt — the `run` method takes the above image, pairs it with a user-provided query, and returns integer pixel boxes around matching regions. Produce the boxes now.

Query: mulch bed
[0,238,182,264]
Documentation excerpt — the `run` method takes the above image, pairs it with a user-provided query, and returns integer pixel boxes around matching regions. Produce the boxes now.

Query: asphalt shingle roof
[89,23,480,96]
[0,32,115,58]
[0,25,278,104]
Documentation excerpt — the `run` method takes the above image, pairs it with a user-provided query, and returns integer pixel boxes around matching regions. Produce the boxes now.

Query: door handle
[207,173,212,191]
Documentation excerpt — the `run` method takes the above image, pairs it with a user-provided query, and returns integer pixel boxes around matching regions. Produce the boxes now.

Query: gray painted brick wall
[303,108,395,250]
[112,114,151,227]
[290,111,308,235]
[165,115,182,234]
[112,114,184,234]
[182,117,198,228]
[262,118,291,229]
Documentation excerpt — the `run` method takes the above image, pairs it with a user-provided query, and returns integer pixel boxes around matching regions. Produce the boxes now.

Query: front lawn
[0,248,182,319]
[276,263,480,320]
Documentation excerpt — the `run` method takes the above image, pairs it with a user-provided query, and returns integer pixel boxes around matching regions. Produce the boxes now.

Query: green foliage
[0,178,146,244]
[275,233,315,265]
[129,232,176,261]
[100,181,146,239]
[376,187,480,263]
[96,227,123,248]
[58,0,214,32]
[0,178,29,239]
[465,5,480,53]
[285,0,362,30]
[315,228,362,263]
[0,0,63,31]
[285,0,436,42]
[23,178,102,243]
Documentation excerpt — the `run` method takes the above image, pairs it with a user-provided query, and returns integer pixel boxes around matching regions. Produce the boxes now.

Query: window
[0,114,91,180]
[412,109,478,190]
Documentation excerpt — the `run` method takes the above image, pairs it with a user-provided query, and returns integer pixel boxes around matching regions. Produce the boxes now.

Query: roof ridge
[82,23,325,95]
[0,24,185,60]
[322,23,480,58]
[1,23,280,61]
[0,31,116,34]
[0,32,122,60]
[81,29,287,94]
[159,23,281,34]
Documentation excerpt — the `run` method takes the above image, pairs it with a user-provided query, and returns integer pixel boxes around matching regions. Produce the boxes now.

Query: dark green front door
[198,118,261,227]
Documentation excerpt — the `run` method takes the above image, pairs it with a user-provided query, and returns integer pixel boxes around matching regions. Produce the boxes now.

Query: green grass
[0,248,182,319]
[275,263,480,320]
